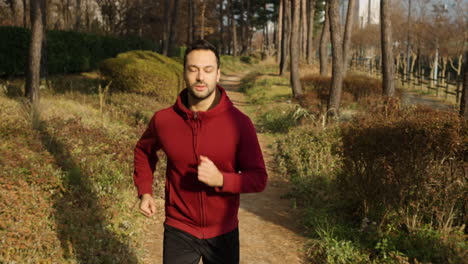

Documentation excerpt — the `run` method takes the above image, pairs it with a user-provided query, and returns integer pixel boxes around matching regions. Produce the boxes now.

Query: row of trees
[0,0,279,56]
[1,0,466,116]
[278,0,467,118]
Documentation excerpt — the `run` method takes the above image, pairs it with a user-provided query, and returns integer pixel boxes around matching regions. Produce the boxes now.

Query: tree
[25,0,46,103]
[290,0,302,97]
[300,0,307,59]
[188,0,196,44]
[279,0,290,76]
[342,0,355,74]
[381,0,395,96]
[277,0,283,63]
[319,1,329,76]
[228,0,237,55]
[306,0,316,64]
[327,0,343,117]
[461,52,468,119]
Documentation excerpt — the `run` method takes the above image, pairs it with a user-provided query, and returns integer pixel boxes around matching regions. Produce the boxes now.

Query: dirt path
[140,73,307,264]
[400,90,458,112]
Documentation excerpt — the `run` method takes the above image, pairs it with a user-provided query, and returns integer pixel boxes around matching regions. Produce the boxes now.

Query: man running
[133,39,267,264]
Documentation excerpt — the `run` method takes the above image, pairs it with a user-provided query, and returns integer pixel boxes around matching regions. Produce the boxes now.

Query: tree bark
[342,0,355,75]
[75,0,81,30]
[380,0,395,96]
[277,0,283,63]
[306,0,316,64]
[280,0,290,76]
[188,0,195,44]
[319,2,329,76]
[327,0,343,117]
[300,0,307,60]
[290,0,303,98]
[200,0,206,39]
[22,0,28,27]
[162,0,171,55]
[460,51,468,118]
[228,0,237,56]
[219,0,224,54]
[168,0,180,55]
[26,0,45,103]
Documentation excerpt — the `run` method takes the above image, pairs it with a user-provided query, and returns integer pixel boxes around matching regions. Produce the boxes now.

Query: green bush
[0,27,30,75]
[0,26,156,75]
[98,50,183,103]
[240,56,252,64]
[275,126,341,181]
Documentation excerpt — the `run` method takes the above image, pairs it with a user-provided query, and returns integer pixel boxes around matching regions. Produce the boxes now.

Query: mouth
[194,85,206,91]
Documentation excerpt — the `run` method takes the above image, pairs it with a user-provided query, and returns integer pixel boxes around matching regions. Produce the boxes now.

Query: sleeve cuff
[214,172,240,193]
[137,181,153,198]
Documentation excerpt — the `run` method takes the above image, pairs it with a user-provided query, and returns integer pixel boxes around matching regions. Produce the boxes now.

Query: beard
[187,82,216,101]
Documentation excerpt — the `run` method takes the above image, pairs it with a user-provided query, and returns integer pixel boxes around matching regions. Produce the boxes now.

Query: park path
[139,73,307,264]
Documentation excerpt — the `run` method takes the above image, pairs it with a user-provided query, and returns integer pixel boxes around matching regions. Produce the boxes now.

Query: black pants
[163,224,240,264]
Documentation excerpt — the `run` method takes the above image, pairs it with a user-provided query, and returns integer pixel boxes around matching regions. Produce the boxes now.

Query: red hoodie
[133,85,267,239]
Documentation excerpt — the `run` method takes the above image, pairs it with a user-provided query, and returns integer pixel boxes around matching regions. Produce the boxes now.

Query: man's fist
[197,155,224,187]
[139,193,156,217]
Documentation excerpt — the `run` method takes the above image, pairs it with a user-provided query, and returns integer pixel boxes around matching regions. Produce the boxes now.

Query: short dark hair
[183,39,220,69]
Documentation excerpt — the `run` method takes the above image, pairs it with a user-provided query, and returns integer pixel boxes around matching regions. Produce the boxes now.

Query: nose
[196,70,204,82]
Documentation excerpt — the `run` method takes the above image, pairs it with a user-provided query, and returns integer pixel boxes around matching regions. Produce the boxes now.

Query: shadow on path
[33,115,138,263]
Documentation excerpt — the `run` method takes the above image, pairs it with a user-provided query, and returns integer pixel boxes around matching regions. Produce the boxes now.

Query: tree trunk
[280,0,290,76]
[460,51,468,118]
[342,0,356,75]
[26,0,45,103]
[228,0,237,56]
[327,0,343,117]
[22,0,29,27]
[245,0,252,54]
[219,0,224,54]
[300,0,307,60]
[277,0,283,63]
[380,0,395,96]
[200,0,206,39]
[75,0,81,30]
[168,0,180,55]
[162,0,171,55]
[306,0,316,64]
[319,2,329,76]
[290,0,303,98]
[240,0,249,55]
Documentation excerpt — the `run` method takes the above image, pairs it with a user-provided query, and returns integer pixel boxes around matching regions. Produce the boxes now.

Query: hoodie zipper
[192,112,205,238]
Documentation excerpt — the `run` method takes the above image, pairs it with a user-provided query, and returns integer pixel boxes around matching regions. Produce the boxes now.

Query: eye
[204,67,214,73]
[187,66,197,72]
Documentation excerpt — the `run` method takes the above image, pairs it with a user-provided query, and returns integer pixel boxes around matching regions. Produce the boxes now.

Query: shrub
[338,106,467,235]
[275,126,341,180]
[240,56,252,64]
[0,26,155,75]
[300,74,387,112]
[0,27,30,75]
[98,50,183,103]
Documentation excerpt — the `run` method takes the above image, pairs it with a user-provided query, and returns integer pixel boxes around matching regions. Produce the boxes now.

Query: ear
[216,68,221,83]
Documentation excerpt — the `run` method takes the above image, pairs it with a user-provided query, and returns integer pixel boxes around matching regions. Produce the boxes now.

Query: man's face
[184,49,220,101]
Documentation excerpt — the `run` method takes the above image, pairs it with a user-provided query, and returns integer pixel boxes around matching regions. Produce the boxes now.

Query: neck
[188,87,221,112]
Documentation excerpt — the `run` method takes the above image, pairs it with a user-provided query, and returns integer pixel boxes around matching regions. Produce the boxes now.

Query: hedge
[0,26,156,76]
[98,50,184,103]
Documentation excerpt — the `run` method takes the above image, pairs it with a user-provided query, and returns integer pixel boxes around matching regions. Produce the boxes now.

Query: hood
[173,85,234,120]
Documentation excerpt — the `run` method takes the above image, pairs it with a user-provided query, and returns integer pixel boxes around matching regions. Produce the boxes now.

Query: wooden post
[445,72,449,99]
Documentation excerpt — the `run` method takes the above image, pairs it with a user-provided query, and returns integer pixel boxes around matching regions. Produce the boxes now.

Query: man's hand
[139,193,156,217]
[198,155,224,187]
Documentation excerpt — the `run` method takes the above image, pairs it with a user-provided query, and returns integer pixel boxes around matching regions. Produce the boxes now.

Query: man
[133,39,267,264]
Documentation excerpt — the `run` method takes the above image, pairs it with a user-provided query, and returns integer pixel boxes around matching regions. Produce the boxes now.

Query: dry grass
[0,74,169,262]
